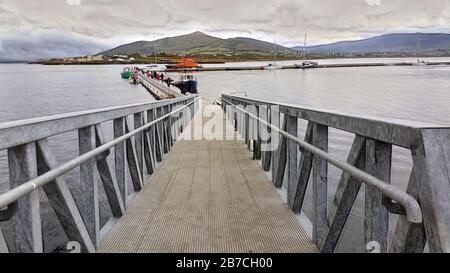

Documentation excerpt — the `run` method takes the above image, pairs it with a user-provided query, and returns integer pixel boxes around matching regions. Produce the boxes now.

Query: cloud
[367,0,382,6]
[0,0,449,59]
[0,30,108,61]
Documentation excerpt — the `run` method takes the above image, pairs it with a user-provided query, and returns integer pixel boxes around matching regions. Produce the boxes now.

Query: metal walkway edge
[98,102,318,253]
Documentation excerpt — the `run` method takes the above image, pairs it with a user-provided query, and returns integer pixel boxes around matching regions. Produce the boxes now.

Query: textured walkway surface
[98,102,317,253]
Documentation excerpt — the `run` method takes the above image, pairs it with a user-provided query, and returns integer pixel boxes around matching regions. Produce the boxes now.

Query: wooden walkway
[98,102,317,253]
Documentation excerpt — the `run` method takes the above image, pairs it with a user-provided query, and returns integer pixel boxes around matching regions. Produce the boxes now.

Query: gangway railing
[0,96,198,253]
[222,94,450,253]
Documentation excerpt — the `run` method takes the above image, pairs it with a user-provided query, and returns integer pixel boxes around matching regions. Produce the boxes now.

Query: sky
[0,0,449,60]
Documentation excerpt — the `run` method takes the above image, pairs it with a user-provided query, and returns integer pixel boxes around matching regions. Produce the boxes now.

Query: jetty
[0,93,449,253]
[161,60,450,72]
[138,73,183,100]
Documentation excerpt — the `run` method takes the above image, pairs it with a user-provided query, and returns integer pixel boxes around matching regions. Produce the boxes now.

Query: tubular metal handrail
[222,98,422,223]
[0,97,199,209]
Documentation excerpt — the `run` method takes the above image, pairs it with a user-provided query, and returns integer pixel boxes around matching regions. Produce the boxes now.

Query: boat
[121,67,133,79]
[413,59,428,66]
[294,61,318,69]
[129,72,139,84]
[412,39,428,66]
[142,64,167,72]
[295,34,319,68]
[166,58,202,70]
[264,40,282,70]
[173,74,198,95]
[264,63,282,70]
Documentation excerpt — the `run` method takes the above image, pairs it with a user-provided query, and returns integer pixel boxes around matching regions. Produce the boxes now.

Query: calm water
[1,58,450,252]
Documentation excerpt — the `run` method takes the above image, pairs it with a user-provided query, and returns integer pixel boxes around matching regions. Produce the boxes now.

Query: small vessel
[121,67,134,79]
[173,74,198,95]
[129,72,139,84]
[294,61,318,68]
[167,58,202,70]
[264,40,282,70]
[413,59,428,66]
[264,63,282,70]
[413,39,428,66]
[142,64,167,72]
[295,34,319,68]
[121,67,133,79]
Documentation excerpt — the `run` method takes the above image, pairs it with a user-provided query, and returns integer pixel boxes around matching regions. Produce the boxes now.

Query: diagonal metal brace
[0,201,18,222]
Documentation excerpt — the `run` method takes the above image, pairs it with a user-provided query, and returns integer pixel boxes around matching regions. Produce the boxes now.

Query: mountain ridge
[99,31,298,56]
[293,33,450,53]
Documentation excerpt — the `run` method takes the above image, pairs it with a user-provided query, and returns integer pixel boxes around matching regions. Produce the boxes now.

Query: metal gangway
[0,94,449,253]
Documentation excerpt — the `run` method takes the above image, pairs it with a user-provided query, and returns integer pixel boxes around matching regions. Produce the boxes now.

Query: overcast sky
[1,0,449,60]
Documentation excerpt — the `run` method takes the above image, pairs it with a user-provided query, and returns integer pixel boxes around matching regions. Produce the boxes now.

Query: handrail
[0,97,199,209]
[0,96,193,150]
[223,94,447,149]
[222,98,422,223]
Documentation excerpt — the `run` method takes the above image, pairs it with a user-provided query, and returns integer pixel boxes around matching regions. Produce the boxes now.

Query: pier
[162,61,450,72]
[138,73,183,100]
[0,94,450,253]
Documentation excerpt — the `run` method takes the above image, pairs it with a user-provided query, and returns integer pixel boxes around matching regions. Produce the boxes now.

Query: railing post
[260,105,271,172]
[134,112,144,177]
[292,122,314,214]
[78,125,99,247]
[390,164,426,253]
[320,135,366,253]
[274,117,288,188]
[113,117,127,206]
[271,109,281,185]
[124,119,143,192]
[365,139,391,253]
[255,105,262,160]
[145,109,156,173]
[155,107,164,162]
[409,129,450,253]
[36,139,96,253]
[312,123,328,244]
[7,143,42,253]
[162,106,169,154]
[245,104,250,146]
[287,114,298,207]
[95,125,125,217]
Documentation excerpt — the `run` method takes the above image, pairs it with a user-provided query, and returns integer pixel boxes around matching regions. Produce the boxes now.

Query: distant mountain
[100,31,298,56]
[293,33,450,54]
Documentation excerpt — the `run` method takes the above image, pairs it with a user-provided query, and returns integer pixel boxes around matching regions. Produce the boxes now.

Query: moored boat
[294,61,319,68]
[166,58,202,70]
[264,39,282,70]
[413,59,428,66]
[173,74,198,95]
[121,67,133,79]
[294,34,319,69]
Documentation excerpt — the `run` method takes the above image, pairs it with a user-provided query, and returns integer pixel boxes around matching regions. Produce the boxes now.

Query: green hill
[100,31,298,57]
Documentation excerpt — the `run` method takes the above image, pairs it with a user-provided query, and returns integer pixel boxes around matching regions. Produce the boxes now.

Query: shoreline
[12,54,450,65]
